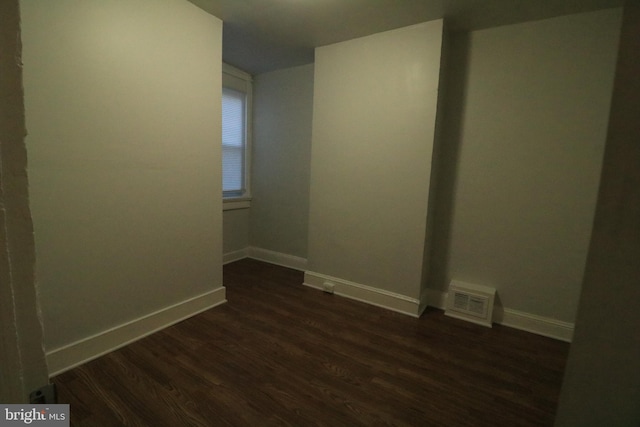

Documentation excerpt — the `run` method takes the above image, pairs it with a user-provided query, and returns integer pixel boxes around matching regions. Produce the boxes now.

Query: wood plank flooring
[54,258,570,426]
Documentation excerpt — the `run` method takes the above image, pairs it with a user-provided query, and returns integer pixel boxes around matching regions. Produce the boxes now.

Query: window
[222,87,246,196]
[222,64,252,208]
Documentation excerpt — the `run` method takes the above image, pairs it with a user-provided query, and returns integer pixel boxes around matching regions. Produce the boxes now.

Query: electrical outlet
[322,281,335,294]
[29,383,57,404]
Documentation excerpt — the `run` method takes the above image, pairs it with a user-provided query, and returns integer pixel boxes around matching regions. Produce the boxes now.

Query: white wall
[251,64,314,259]
[556,2,640,424]
[440,9,621,323]
[306,21,444,311]
[21,0,224,357]
[223,208,250,256]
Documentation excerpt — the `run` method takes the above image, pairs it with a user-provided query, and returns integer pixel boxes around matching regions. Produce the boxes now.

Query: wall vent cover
[445,280,496,328]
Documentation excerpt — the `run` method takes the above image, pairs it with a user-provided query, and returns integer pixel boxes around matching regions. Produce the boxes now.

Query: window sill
[223,198,251,211]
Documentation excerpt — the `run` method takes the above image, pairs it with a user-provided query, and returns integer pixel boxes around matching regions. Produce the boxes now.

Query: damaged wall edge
[0,0,51,403]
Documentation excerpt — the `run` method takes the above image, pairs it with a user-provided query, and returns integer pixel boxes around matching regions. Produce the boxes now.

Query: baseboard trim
[303,271,421,318]
[497,308,574,342]
[223,248,248,264]
[226,255,573,341]
[223,246,308,271]
[425,289,574,342]
[248,247,308,271]
[46,287,227,377]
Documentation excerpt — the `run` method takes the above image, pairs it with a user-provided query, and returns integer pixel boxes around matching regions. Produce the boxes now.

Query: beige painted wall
[21,0,223,351]
[440,9,621,322]
[251,64,314,258]
[0,0,48,402]
[555,2,640,424]
[307,21,444,299]
[223,208,250,255]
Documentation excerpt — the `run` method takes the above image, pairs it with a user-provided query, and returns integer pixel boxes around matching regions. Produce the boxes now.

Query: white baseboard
[303,271,422,318]
[496,308,574,342]
[223,253,574,342]
[223,248,248,264]
[426,289,574,342]
[223,246,308,271]
[248,247,308,271]
[46,287,227,377]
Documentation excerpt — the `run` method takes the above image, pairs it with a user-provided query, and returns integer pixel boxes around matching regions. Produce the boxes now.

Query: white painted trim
[222,247,308,270]
[223,248,248,264]
[46,287,227,377]
[496,308,574,342]
[224,253,574,341]
[222,62,252,81]
[303,271,421,317]
[425,289,574,342]
[223,199,251,211]
[248,247,308,271]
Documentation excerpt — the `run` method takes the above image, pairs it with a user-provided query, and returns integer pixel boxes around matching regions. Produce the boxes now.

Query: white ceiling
[188,0,623,75]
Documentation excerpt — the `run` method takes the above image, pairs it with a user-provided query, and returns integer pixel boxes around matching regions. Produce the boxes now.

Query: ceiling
[187,0,623,75]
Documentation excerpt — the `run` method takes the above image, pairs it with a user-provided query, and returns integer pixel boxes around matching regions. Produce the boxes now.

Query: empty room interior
[2,0,639,426]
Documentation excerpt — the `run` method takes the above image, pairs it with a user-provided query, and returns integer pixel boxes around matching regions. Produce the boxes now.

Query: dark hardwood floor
[54,258,570,426]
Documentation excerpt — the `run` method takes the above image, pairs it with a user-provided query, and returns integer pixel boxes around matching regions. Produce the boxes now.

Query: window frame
[222,63,252,210]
